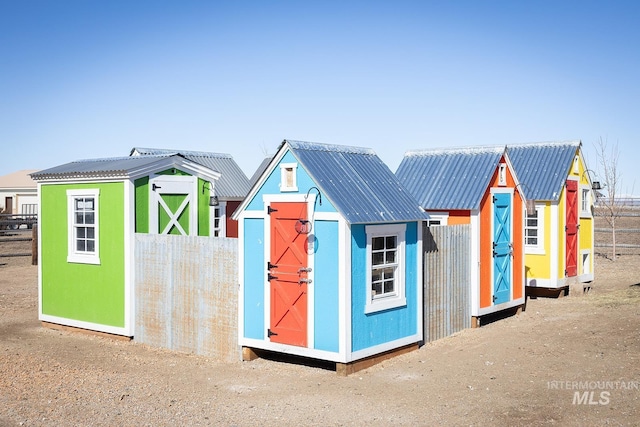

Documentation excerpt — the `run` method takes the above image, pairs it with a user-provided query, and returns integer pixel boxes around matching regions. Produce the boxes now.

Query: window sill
[525,247,545,255]
[67,254,101,265]
[365,296,407,314]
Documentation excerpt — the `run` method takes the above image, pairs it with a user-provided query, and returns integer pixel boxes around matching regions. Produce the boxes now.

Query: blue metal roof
[285,140,428,224]
[396,146,505,210]
[507,141,581,202]
[131,147,250,199]
[31,155,180,180]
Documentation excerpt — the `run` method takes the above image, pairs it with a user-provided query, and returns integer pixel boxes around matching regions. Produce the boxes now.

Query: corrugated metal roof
[286,140,428,224]
[507,141,580,201]
[131,147,251,199]
[31,155,177,180]
[249,156,272,186]
[396,146,505,210]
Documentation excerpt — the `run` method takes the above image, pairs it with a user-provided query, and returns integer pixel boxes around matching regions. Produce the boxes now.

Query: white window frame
[67,188,100,265]
[279,163,298,192]
[365,223,407,314]
[498,163,507,186]
[580,185,592,218]
[211,201,226,237]
[524,204,545,255]
[426,212,449,226]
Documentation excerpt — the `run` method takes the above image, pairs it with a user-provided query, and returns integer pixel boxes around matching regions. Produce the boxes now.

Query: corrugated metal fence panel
[424,224,471,343]
[135,234,239,362]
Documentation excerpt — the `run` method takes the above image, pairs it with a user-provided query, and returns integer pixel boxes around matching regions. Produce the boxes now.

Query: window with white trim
[212,202,226,237]
[426,213,448,226]
[279,163,298,192]
[67,189,100,264]
[365,224,407,314]
[581,187,591,217]
[524,205,544,254]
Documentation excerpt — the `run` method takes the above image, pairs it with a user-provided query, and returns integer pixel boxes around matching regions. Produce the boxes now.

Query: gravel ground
[1,247,640,426]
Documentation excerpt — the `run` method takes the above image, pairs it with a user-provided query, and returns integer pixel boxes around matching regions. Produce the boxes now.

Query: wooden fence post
[32,224,38,265]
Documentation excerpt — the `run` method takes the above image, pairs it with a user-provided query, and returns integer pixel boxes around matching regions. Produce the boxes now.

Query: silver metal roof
[249,156,272,186]
[286,140,427,224]
[507,140,581,201]
[31,155,178,180]
[131,147,250,199]
[396,146,505,210]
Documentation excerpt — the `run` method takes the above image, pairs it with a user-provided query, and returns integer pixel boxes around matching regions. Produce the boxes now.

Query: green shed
[31,152,243,337]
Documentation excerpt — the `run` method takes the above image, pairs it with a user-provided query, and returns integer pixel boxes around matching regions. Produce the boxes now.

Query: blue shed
[232,140,428,372]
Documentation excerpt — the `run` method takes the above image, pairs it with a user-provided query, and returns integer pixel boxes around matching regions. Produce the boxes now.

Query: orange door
[268,202,309,347]
[565,180,578,277]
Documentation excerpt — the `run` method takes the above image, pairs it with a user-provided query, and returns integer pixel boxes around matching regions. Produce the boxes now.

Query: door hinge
[152,183,161,191]
[268,273,278,281]
[267,329,278,337]
[493,295,497,302]
[267,261,278,270]
[267,206,278,214]
[493,195,497,203]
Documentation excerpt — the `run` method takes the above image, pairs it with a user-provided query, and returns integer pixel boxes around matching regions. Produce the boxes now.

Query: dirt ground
[1,246,640,426]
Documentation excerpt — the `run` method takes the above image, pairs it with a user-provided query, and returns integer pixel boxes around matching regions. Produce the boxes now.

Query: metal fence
[594,206,640,256]
[423,224,471,343]
[134,234,240,362]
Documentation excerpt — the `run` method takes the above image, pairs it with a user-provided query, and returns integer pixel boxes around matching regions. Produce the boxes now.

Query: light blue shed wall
[246,150,337,213]
[243,218,265,339]
[312,220,340,352]
[351,222,419,352]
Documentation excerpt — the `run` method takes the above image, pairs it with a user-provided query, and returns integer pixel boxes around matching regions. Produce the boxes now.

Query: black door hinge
[267,206,278,214]
[267,329,278,337]
[268,273,278,281]
[267,261,277,270]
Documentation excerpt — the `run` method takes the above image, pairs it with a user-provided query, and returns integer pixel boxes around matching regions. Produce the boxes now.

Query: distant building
[0,169,38,215]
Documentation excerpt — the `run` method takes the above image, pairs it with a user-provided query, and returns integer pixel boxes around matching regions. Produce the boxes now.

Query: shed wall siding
[134,234,239,362]
[350,222,419,352]
[40,182,126,327]
[313,220,340,352]
[242,218,265,339]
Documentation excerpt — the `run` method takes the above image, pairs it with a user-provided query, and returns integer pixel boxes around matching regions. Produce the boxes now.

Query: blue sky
[2,1,639,195]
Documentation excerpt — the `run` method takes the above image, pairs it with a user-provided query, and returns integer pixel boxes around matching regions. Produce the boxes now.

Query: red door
[268,202,309,347]
[565,180,578,277]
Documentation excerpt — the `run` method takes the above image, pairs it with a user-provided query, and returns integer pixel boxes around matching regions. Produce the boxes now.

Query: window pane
[77,227,86,238]
[86,227,95,239]
[372,269,382,283]
[526,218,537,227]
[372,237,384,251]
[85,212,95,225]
[372,252,384,265]
[76,212,84,224]
[86,240,95,252]
[76,240,85,252]
[386,250,396,264]
[529,229,537,237]
[372,282,382,296]
[85,199,94,210]
[382,267,395,280]
[385,236,396,249]
[384,279,395,293]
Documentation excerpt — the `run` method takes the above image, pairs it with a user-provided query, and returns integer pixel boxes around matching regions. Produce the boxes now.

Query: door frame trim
[262,194,317,349]
[148,175,198,236]
[490,187,514,306]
